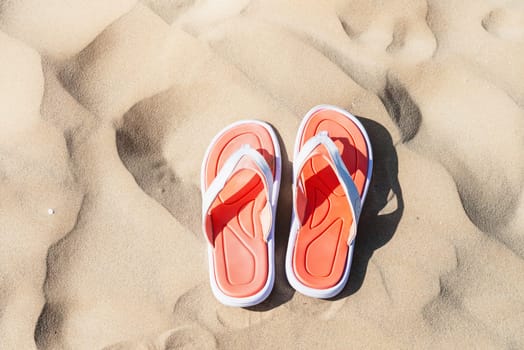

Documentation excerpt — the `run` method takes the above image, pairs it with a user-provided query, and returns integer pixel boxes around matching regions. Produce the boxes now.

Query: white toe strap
[202,144,274,246]
[293,131,362,244]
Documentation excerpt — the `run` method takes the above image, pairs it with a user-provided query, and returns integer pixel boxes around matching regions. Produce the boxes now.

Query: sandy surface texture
[1,0,523,348]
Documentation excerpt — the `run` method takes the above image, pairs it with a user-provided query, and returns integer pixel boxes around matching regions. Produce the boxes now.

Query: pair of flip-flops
[201,105,373,306]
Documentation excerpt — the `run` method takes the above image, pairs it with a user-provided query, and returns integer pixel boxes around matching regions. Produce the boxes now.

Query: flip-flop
[201,120,281,307]
[285,105,373,298]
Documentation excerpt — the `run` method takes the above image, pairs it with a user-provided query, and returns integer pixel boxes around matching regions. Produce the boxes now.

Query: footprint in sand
[334,0,436,89]
[117,97,202,235]
[482,6,524,42]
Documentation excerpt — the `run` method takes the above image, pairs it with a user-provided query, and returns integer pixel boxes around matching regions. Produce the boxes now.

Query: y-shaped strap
[202,144,274,246]
[293,131,362,244]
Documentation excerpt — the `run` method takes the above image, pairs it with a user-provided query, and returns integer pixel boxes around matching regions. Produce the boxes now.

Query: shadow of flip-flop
[331,117,403,300]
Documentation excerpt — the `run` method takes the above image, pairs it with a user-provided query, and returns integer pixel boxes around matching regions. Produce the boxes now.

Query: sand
[0,0,523,348]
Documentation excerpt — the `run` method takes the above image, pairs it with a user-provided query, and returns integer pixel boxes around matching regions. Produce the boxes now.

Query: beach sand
[0,0,523,348]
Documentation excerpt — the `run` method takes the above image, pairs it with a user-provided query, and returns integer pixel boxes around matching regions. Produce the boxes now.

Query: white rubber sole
[285,104,373,299]
[201,120,281,307]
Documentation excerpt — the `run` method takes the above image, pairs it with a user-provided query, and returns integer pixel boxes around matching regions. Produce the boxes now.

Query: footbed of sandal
[201,120,281,307]
[286,105,373,299]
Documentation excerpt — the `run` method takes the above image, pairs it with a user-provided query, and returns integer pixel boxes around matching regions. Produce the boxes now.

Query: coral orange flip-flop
[201,120,281,307]
[285,105,372,298]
